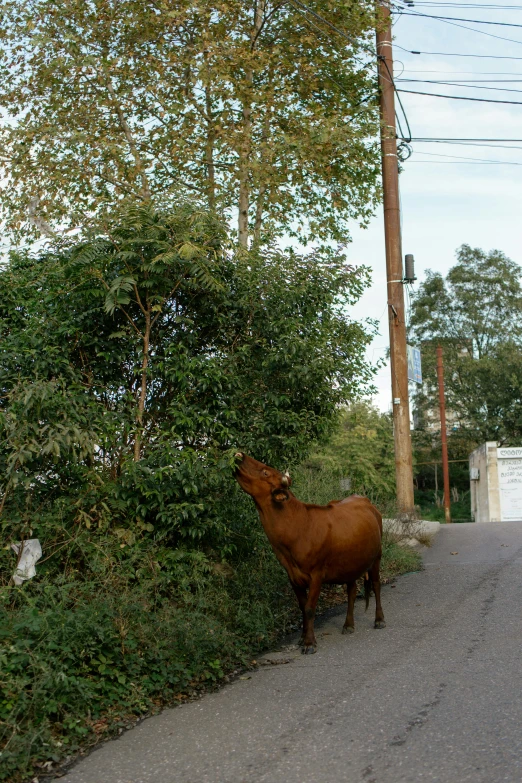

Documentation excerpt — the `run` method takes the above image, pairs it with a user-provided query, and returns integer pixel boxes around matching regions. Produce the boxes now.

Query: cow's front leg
[302,575,322,654]
[291,583,308,646]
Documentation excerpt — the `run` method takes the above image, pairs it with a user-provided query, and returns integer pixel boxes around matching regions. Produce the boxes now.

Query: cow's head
[234,452,292,504]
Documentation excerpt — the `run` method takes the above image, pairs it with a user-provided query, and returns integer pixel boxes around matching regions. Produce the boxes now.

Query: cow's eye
[262,469,270,477]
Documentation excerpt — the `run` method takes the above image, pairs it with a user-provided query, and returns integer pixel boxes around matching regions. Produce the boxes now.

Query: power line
[409,160,522,163]
[403,136,522,141]
[400,77,522,81]
[293,7,376,100]
[393,10,522,28]
[408,149,522,163]
[394,9,522,45]
[401,69,522,74]
[398,87,522,104]
[398,78,522,93]
[399,2,522,8]
[394,45,522,59]
[439,142,522,150]
[289,0,375,58]
[404,139,522,150]
[288,0,413,141]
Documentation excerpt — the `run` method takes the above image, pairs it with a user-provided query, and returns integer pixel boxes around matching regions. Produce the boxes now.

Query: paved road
[58,522,522,783]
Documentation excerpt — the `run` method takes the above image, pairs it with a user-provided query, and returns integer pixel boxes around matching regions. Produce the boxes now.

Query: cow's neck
[254,494,306,550]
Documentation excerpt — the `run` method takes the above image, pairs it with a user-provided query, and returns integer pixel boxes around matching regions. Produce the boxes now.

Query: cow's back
[318,495,383,583]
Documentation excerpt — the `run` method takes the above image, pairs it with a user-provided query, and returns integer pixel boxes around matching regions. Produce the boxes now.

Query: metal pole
[436,345,452,523]
[376,3,415,513]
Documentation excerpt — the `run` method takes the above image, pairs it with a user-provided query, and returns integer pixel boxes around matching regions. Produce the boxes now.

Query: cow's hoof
[342,625,355,635]
[374,620,386,629]
[302,644,317,655]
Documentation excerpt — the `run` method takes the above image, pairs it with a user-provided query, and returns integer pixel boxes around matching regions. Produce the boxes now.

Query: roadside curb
[383,519,441,536]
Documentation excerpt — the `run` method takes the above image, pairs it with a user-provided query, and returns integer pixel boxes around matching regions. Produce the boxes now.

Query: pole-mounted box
[404,254,416,284]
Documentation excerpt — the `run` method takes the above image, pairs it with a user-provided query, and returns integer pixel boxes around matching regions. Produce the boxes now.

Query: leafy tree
[0,203,375,545]
[410,244,522,445]
[299,401,396,501]
[0,0,380,246]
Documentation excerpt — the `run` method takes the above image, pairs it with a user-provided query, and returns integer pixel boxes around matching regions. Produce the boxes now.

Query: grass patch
[381,533,422,581]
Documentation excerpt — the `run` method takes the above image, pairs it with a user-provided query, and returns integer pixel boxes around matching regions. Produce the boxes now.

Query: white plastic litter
[10,539,42,585]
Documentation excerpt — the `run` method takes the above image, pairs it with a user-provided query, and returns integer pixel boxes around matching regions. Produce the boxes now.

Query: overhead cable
[393,10,522,45]
[393,10,522,28]
[397,2,522,8]
[401,136,522,141]
[394,45,522,59]
[289,0,375,57]
[409,160,522,164]
[398,78,522,93]
[400,69,522,74]
[398,88,522,103]
[406,140,522,150]
[408,149,522,163]
[289,0,412,140]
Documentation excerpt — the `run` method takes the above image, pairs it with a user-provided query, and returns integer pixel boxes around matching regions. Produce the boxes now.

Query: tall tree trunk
[238,1,265,248]
[205,83,216,210]
[253,68,274,244]
[238,100,251,248]
[134,310,151,461]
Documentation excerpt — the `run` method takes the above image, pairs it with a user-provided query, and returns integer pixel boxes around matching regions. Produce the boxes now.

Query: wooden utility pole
[436,346,452,523]
[376,2,415,513]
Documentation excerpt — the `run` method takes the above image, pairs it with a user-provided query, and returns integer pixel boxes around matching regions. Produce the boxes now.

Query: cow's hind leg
[342,581,357,635]
[371,557,386,629]
[291,583,308,646]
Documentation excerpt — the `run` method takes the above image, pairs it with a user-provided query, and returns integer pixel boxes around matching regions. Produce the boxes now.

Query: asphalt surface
[57,522,522,783]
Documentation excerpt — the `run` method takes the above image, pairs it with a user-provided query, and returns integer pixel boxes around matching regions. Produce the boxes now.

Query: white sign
[498,447,522,460]
[497,452,522,521]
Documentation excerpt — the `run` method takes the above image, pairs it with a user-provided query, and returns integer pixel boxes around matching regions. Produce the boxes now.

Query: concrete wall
[469,442,501,523]
[469,442,522,523]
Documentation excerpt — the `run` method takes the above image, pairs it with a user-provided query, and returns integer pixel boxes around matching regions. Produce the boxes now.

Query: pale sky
[348,0,522,410]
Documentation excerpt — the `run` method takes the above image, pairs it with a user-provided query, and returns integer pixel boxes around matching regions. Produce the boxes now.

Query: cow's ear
[272,489,289,503]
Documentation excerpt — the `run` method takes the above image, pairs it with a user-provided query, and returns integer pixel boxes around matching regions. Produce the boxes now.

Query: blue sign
[407,345,422,384]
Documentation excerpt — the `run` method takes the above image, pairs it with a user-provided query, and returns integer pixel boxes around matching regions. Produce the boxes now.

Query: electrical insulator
[404,254,416,284]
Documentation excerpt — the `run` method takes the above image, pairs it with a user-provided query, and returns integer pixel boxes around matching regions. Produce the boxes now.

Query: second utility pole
[376,2,415,513]
[436,346,452,523]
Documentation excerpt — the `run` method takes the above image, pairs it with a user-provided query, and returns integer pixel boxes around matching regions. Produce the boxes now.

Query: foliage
[0,204,389,781]
[296,401,396,502]
[0,530,292,783]
[0,0,381,246]
[0,203,375,549]
[410,245,522,445]
[414,488,472,524]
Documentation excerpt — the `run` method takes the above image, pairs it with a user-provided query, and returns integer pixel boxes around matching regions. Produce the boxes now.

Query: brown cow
[234,452,385,654]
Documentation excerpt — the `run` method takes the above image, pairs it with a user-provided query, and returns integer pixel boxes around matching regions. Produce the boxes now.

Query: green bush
[0,203,375,551]
[1,517,420,783]
[0,206,419,781]
[0,529,296,782]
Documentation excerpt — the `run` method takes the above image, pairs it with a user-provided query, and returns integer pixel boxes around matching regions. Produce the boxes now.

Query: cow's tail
[364,572,371,612]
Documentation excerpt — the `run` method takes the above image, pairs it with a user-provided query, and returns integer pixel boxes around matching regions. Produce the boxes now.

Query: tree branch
[27,196,58,239]
[104,78,152,200]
